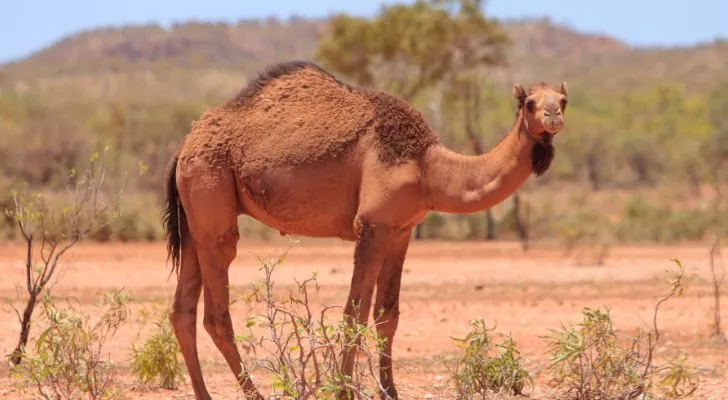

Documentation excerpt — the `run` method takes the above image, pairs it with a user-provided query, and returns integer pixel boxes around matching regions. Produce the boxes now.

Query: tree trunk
[513,192,529,251]
[11,291,39,365]
[413,224,423,240]
[485,209,496,241]
[629,154,654,186]
[686,165,701,198]
[586,153,600,191]
[462,80,496,241]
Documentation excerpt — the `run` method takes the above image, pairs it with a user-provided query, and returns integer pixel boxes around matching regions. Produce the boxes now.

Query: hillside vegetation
[2,4,728,247]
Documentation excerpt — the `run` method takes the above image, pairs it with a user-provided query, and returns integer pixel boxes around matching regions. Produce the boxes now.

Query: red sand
[0,240,725,399]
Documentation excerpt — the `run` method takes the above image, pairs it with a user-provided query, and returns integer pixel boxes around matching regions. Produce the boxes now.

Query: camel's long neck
[422,113,536,214]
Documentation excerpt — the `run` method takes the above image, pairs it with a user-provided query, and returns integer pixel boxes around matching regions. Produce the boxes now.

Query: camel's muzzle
[542,116,564,134]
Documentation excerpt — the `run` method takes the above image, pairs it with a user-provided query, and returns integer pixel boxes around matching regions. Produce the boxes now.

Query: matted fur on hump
[366,91,439,163]
[216,61,372,174]
[188,61,439,174]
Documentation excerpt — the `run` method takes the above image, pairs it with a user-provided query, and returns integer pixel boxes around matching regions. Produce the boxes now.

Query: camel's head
[513,81,568,145]
[513,81,568,176]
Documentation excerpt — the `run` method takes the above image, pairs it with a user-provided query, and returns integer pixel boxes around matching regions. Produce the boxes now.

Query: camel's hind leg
[169,231,208,398]
[180,167,263,400]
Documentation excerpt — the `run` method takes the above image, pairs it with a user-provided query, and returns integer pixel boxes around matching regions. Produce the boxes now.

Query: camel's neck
[422,113,536,214]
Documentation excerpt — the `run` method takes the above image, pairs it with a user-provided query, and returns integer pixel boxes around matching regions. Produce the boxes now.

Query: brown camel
[162,60,567,400]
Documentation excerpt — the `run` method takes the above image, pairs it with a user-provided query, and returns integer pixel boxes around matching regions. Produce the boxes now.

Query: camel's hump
[185,61,439,172]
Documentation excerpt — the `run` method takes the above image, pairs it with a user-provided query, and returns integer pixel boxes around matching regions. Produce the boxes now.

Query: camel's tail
[162,152,185,278]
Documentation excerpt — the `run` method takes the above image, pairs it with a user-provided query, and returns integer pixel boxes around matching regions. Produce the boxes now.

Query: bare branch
[709,234,726,339]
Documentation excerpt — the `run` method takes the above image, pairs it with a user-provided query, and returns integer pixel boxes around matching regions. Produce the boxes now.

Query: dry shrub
[10,289,131,400]
[543,260,699,399]
[555,203,614,266]
[615,196,719,243]
[5,147,133,366]
[233,252,387,399]
[130,306,184,390]
[450,319,532,399]
[708,235,726,342]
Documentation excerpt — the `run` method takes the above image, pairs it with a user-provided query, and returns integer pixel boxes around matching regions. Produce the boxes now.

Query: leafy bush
[616,195,718,242]
[555,201,614,265]
[544,307,646,399]
[450,319,532,398]
[130,306,184,390]
[543,260,699,399]
[89,192,163,242]
[10,289,131,400]
[234,252,387,399]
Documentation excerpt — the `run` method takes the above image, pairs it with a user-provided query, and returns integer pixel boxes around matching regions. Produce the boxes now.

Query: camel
[162,60,567,400]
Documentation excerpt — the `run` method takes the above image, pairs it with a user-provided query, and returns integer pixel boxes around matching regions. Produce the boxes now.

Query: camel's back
[182,61,438,175]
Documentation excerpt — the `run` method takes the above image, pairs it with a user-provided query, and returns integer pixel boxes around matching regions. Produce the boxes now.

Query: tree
[316,0,510,240]
[702,80,728,199]
[6,148,131,365]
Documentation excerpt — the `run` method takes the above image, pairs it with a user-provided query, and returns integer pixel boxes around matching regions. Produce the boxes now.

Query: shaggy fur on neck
[532,132,555,177]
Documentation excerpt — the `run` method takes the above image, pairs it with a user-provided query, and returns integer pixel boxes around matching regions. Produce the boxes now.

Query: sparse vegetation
[1,3,728,246]
[10,289,131,400]
[5,148,128,366]
[233,252,387,400]
[543,260,699,399]
[450,319,532,398]
[130,306,184,390]
[1,3,727,398]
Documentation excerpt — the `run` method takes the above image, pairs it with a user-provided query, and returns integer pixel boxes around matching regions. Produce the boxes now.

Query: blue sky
[1,0,727,63]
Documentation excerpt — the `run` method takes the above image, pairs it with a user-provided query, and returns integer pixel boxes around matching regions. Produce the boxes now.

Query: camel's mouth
[542,116,564,135]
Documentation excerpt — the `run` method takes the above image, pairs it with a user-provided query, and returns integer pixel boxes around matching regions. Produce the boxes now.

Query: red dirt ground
[0,239,726,399]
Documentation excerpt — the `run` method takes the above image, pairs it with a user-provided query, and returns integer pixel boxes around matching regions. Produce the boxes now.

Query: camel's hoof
[241,386,264,400]
[381,387,398,400]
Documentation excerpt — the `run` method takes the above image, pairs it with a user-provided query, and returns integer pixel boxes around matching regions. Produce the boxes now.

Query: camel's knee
[202,312,216,337]
[216,225,240,263]
[373,302,400,324]
[169,306,196,335]
[198,225,240,266]
[374,306,400,336]
[203,311,234,344]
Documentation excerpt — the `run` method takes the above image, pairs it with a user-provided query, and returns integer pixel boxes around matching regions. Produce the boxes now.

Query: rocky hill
[1,16,727,102]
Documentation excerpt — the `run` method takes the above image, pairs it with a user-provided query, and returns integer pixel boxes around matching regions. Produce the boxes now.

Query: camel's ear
[559,81,568,97]
[512,84,527,105]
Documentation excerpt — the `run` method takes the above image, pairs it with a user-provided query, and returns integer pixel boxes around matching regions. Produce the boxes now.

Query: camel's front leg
[372,230,411,400]
[339,217,392,399]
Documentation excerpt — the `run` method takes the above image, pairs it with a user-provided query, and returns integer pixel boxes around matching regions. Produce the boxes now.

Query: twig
[641,259,689,382]
[709,235,726,339]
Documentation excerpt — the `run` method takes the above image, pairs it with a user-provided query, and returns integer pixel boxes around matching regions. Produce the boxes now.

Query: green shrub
[543,261,699,399]
[89,193,165,242]
[544,307,645,399]
[616,195,718,242]
[451,319,532,398]
[130,307,184,390]
[234,253,386,399]
[10,289,131,400]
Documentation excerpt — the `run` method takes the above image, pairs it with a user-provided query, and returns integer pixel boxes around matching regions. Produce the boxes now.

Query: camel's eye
[525,99,536,113]
[560,98,568,112]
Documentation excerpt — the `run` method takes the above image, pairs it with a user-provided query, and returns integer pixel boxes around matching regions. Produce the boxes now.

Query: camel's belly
[236,161,360,240]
